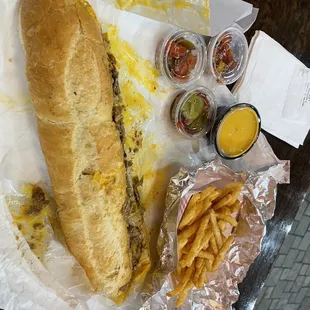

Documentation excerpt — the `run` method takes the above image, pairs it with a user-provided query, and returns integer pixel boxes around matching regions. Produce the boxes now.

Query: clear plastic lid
[207,25,248,85]
[170,87,217,139]
[156,29,206,88]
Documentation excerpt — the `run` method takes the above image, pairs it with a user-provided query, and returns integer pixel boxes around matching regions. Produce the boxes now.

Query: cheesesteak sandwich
[20,0,150,303]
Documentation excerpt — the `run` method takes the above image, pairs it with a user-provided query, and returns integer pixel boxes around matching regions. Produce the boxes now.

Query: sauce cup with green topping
[170,87,217,139]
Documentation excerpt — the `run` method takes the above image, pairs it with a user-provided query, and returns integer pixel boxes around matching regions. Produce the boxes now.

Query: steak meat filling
[107,51,145,272]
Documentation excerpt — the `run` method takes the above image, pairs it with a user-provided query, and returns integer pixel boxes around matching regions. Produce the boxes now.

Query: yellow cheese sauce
[107,25,159,93]
[216,107,259,158]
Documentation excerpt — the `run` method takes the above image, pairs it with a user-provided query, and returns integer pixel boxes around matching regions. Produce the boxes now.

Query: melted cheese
[120,80,152,152]
[10,185,49,261]
[106,24,164,209]
[116,0,169,10]
[116,0,196,10]
[115,0,210,21]
[107,25,159,93]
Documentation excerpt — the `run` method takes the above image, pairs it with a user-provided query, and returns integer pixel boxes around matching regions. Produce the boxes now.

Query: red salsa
[166,37,198,82]
[214,35,238,77]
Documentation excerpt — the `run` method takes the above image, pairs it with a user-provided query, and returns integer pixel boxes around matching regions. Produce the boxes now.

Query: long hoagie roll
[20,0,134,295]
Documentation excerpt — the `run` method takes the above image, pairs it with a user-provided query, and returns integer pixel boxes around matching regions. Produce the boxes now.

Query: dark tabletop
[234,0,310,309]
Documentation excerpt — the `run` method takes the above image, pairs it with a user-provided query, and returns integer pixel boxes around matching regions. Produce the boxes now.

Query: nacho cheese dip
[216,106,259,158]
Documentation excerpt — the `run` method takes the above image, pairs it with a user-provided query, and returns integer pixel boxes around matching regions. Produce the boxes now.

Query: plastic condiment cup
[210,103,261,159]
[206,25,249,85]
[170,87,217,139]
[156,29,206,88]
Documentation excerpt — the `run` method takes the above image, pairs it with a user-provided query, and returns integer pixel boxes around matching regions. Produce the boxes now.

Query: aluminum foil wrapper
[141,160,277,310]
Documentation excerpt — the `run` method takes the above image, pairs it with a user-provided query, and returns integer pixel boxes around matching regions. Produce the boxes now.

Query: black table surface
[235,0,310,309]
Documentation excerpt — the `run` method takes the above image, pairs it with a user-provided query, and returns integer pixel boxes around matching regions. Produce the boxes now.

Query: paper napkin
[233,31,310,148]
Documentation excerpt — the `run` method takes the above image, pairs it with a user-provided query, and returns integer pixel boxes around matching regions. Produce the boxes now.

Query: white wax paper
[104,0,254,36]
[0,1,287,309]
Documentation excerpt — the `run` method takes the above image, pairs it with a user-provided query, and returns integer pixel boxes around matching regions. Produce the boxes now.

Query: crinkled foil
[141,160,277,310]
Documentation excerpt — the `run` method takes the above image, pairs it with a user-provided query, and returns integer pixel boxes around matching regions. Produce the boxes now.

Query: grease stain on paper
[0,93,32,112]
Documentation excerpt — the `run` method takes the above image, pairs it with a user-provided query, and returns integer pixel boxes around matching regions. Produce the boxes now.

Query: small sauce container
[156,29,206,88]
[211,103,261,159]
[206,25,248,85]
[170,87,216,139]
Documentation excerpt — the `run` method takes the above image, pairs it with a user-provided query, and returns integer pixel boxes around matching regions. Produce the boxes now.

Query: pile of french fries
[167,182,243,307]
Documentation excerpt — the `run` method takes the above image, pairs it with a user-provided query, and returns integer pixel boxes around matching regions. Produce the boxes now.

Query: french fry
[190,189,222,225]
[205,257,213,272]
[187,201,204,226]
[181,242,192,255]
[179,194,201,229]
[212,255,222,272]
[193,258,205,286]
[214,182,243,203]
[178,220,200,255]
[212,235,235,272]
[178,220,200,239]
[201,198,213,214]
[227,190,241,206]
[218,220,226,231]
[199,229,213,250]
[210,210,223,248]
[190,198,212,225]
[196,257,204,269]
[197,250,214,260]
[190,190,220,226]
[167,264,194,297]
[175,262,184,280]
[230,200,241,213]
[208,190,221,202]
[219,235,234,257]
[199,185,215,201]
[178,239,187,257]
[209,235,218,254]
[215,213,238,227]
[213,194,232,211]
[176,280,194,307]
[180,215,210,267]
[218,206,231,215]
[198,262,208,288]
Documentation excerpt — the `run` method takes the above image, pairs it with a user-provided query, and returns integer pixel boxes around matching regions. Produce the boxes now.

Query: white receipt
[282,67,310,123]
